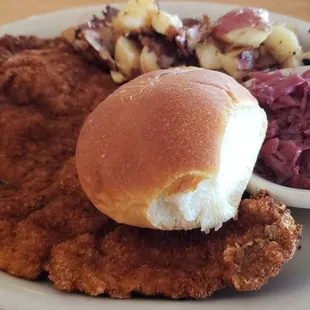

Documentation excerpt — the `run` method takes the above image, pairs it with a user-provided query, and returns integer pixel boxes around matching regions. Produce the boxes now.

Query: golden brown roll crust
[76,67,259,228]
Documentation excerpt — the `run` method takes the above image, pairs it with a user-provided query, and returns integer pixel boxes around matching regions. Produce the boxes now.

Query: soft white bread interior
[76,67,267,232]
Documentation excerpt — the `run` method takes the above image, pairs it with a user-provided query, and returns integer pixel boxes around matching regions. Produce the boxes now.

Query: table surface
[0,0,309,26]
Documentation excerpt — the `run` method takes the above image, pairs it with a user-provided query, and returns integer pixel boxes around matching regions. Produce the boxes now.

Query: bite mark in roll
[76,67,267,232]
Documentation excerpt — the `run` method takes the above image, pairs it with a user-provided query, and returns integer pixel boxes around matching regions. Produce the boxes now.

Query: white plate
[0,2,309,310]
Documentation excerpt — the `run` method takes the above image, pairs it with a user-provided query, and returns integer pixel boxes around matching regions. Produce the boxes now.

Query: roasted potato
[140,46,175,73]
[110,70,128,84]
[140,46,161,73]
[114,36,141,78]
[112,0,158,34]
[282,55,302,68]
[264,26,302,63]
[213,8,271,47]
[195,42,222,70]
[152,10,183,38]
[220,48,252,80]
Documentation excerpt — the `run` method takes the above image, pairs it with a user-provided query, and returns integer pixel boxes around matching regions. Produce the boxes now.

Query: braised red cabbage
[247,69,310,189]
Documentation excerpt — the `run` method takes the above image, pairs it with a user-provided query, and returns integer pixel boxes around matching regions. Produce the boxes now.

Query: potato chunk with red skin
[213,8,271,47]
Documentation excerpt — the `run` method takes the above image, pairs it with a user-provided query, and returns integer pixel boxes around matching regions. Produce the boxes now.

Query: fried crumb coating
[0,35,301,299]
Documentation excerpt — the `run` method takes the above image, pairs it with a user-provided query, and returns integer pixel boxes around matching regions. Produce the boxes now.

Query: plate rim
[0,2,309,309]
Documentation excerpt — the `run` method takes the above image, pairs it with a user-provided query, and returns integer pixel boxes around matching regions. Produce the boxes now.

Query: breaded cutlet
[0,35,301,299]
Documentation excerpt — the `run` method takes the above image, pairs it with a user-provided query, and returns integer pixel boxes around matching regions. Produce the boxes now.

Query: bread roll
[76,67,267,232]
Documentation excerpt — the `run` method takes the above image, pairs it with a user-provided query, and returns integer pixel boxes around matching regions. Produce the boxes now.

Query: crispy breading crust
[0,36,301,299]
[0,36,117,278]
[46,193,301,299]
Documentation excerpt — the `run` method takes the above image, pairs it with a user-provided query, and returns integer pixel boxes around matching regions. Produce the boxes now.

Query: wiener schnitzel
[46,193,301,298]
[0,35,117,278]
[0,35,301,298]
